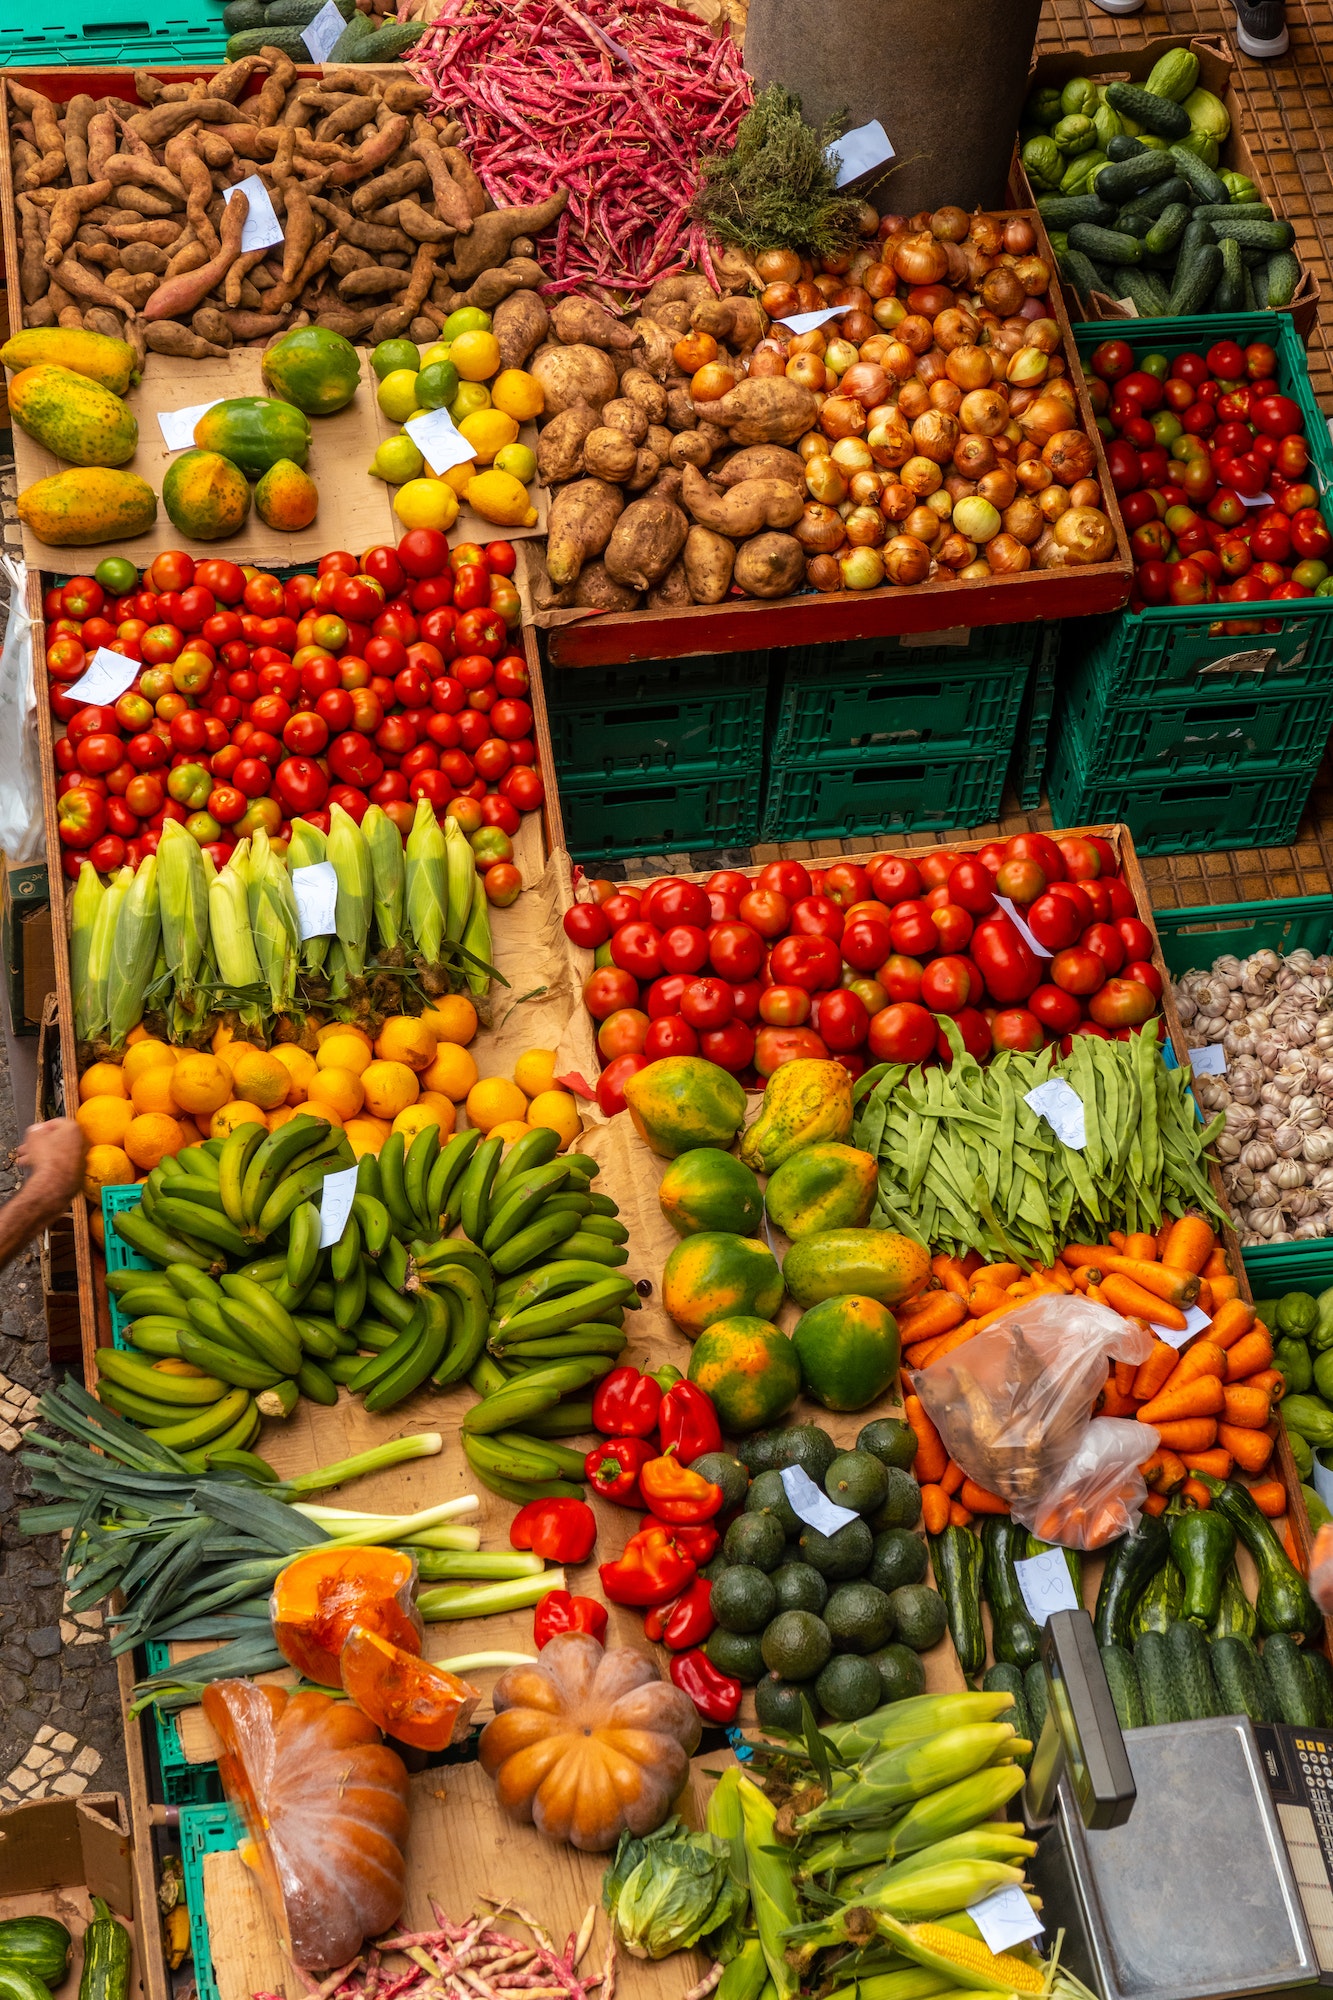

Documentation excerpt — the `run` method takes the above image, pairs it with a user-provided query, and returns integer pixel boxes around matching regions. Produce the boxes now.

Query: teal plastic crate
[761,748,1007,842]
[1,0,228,64]
[103,1184,147,1348]
[1048,756,1321,855]
[143,1639,225,1808]
[770,624,1038,763]
[1156,896,1333,1296]
[563,769,762,861]
[180,1804,241,2000]
[1054,677,1333,785]
[546,652,769,780]
[1012,626,1059,811]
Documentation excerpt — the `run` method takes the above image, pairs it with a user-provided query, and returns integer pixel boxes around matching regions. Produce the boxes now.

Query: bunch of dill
[691,85,865,258]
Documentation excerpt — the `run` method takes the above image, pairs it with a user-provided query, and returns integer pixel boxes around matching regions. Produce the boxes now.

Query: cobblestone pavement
[0,442,129,1809]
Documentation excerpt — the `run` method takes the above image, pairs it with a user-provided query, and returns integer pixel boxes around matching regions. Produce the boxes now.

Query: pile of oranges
[77,1001,585,1218]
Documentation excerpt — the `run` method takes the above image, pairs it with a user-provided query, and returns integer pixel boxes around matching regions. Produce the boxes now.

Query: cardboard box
[0,1792,145,2000]
[2,858,52,1035]
[36,990,79,1362]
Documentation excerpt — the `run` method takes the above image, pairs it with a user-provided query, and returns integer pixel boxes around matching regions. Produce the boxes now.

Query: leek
[419,1571,566,1620]
[277,1433,444,1495]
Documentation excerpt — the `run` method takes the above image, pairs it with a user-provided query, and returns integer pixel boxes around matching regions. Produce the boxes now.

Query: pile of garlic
[1175,946,1333,1244]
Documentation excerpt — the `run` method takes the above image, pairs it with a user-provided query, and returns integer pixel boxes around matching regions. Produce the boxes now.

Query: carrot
[1109,1230,1127,1249]
[973,1261,1022,1288]
[1206,1299,1256,1351]
[1222,1383,1272,1430]
[960,1250,985,1278]
[1210,1275,1240,1305]
[1204,1247,1233,1279]
[931,1254,973,1302]
[1100,1384,1138,1418]
[1140,1447,1187,1493]
[1098,1256,1200,1306]
[1072,1268,1093,1293]
[920,1482,950,1534]
[1225,1329,1274,1381]
[1137,1374,1226,1425]
[1133,1340,1179,1403]
[1247,1368,1286,1404]
[1181,1477,1214,1511]
[966,1299,1028,1333]
[1162,1215,1217,1274]
[907,1322,979,1369]
[960,1477,1009,1515]
[941,1459,965,1497]
[1195,1280,1215,1318]
[1180,1448,1234,1480]
[1087,1282,1113,1308]
[1142,1490,1169,1516]
[1155,1217,1175,1258]
[905,1395,947,1483]
[1162,1340,1227,1390]
[898,1291,968,1341]
[1048,1263,1077,1294]
[1215,1424,1277,1476]
[1100,1274,1188,1330]
[1248,1479,1287,1519]
[1061,1245,1119,1270]
[1125,1233,1160,1261]
[1153,1417,1219,1452]
[967,1283,1013,1318]
[1115,1359,1138,1396]
[948,1500,975,1528]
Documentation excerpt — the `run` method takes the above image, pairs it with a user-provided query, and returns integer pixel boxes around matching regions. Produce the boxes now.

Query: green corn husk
[461,884,492,998]
[156,819,209,1015]
[444,812,474,943]
[855,1829,1037,1897]
[406,797,447,964]
[361,803,405,955]
[106,855,162,1049]
[738,1776,799,2000]
[327,802,373,976]
[69,861,105,1043]
[824,1694,1017,1764]
[83,863,131,1044]
[786,1859,1026,1966]
[248,831,299,1015]
[286,817,331,974]
[209,849,265,1026]
[706,1765,750,1959]
[795,1725,1020,1834]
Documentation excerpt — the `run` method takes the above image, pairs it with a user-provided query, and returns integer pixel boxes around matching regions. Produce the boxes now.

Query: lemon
[465,468,538,528]
[443,459,478,496]
[449,329,502,382]
[371,338,420,381]
[450,381,492,423]
[491,368,545,421]
[444,307,493,340]
[459,408,519,464]
[416,359,460,410]
[377,368,421,422]
[494,440,537,483]
[369,433,425,484]
[420,342,453,368]
[394,478,461,532]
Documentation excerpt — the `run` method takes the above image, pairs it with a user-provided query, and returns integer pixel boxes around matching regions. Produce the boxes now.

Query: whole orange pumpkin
[478,1632,702,1851]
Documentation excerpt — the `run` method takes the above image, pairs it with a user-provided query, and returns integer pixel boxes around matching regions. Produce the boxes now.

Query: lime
[450,330,501,382]
[450,381,492,423]
[494,440,537,482]
[371,338,420,381]
[376,369,421,422]
[94,555,138,595]
[416,359,460,410]
[368,434,425,484]
[443,306,493,340]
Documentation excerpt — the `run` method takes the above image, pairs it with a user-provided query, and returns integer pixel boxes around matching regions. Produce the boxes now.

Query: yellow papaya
[9,364,138,467]
[254,458,318,530]
[17,468,157,546]
[783,1229,931,1310]
[163,450,251,541]
[0,327,138,395]
[623,1057,747,1158]
[662,1232,783,1337]
[764,1142,878,1239]
[739,1058,853,1174]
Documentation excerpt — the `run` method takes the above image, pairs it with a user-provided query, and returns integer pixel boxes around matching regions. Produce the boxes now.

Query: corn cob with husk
[444,812,474,944]
[106,856,162,1049]
[406,797,447,965]
[738,1778,799,2000]
[795,1725,1021,1834]
[156,820,209,1027]
[825,1695,1016,1766]
[327,803,373,980]
[69,862,104,1044]
[799,1766,1028,1879]
[208,847,265,1028]
[286,817,331,976]
[362,803,405,955]
[860,1914,1062,1996]
[787,1859,1027,1968]
[248,830,300,1017]
[459,887,493,1000]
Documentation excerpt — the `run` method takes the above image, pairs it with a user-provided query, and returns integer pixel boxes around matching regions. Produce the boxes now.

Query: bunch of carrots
[900,1212,1289,1543]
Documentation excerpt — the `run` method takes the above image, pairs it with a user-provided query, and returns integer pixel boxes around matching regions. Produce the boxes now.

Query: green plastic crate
[1156,896,1333,1295]
[143,1639,225,1808]
[103,1185,147,1348]
[545,653,769,780]
[1049,754,1322,855]
[1012,626,1059,811]
[761,748,1007,842]
[562,769,761,861]
[179,1804,240,2000]
[1054,677,1333,785]
[0,0,228,64]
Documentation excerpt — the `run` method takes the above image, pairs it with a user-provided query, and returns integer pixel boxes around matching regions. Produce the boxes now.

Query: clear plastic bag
[1021,1416,1161,1550]
[0,559,45,864]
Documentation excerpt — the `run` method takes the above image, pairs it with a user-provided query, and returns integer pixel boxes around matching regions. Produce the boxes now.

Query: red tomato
[890,900,938,957]
[494,655,530,697]
[680,977,734,1030]
[500,766,545,813]
[769,933,841,991]
[208,784,247,825]
[1081,922,1126,974]
[759,984,811,1026]
[610,921,663,981]
[597,1009,649,1060]
[917,852,955,890]
[930,903,974,953]
[1026,890,1083,952]
[842,912,893,972]
[1006,832,1065,880]
[731,980,762,1023]
[757,860,812,901]
[868,1001,935,1063]
[1088,978,1158,1028]
[706,870,753,901]
[790,895,844,942]
[754,1025,828,1075]
[867,854,922,905]
[939,1007,993,1064]
[880,953,924,1002]
[127,732,168,770]
[821,861,871,910]
[1051,946,1107,996]
[995,857,1046,905]
[659,924,709,975]
[639,879,712,930]
[990,1007,1045,1052]
[708,921,765,982]
[921,956,978,1014]
[1251,392,1302,439]
[584,966,639,1019]
[328,732,383,787]
[597,1051,648,1116]
[739,888,790,939]
[971,915,1041,1003]
[1029,984,1083,1034]
[480,795,521,836]
[283,712,329,757]
[398,530,450,579]
[645,974,690,1019]
[601,893,640,929]
[643,1014,699,1060]
[150,551,195,593]
[75,733,124,776]
[812,988,868,1051]
[947,856,997,915]
[700,1020,755,1071]
[1125,960,1164,998]
[274,757,328,813]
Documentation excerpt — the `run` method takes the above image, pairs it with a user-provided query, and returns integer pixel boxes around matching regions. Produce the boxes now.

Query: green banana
[364,1289,450,1412]
[178,1400,261,1470]
[286,1201,323,1293]
[495,1259,639,1320]
[96,1347,226,1404]
[242,1117,340,1233]
[330,1211,363,1285]
[356,1151,383,1199]
[462,1358,611,1434]
[112,1208,218,1272]
[493,1430,588,1481]
[353,1193,392,1260]
[404,1123,441,1233]
[534,1194,594,1221]
[430,1128,480,1230]
[154,1174,227,1213]
[366,1268,418,1330]
[381,1234,410,1294]
[124,1320,185,1358]
[220,1273,303,1348]
[491,1328,627,1360]
[326,1355,368,1386]
[238,1254,286,1284]
[557,1231,629,1266]
[482,1160,575,1252]
[146,1388,254,1450]
[187,1297,251,1351]
[378,1132,415,1236]
[217,1121,268,1230]
[112,1279,190,1319]
[461,1438,584,1504]
[490,1124,562,1198]
[166,1263,224,1305]
[458,1134,503,1244]
[292,1314,343,1360]
[469,1355,509,1399]
[489,1208,584,1276]
[258,1151,353,1238]
[305,1279,336,1314]
[430,1266,491,1389]
[178,1328,284,1392]
[257,1378,300,1420]
[587,1193,620,1218]
[218,1303,302,1378]
[578,1215,629,1244]
[354,1316,402,1352]
[349,1308,426,1393]
[522,1401,595,1438]
[495,1278,638,1341]
[176,1144,221,1182]
[466,1431,567,1484]
[296,1359,339,1407]
[205,1447,278,1482]
[412,1237,494,1300]
[333,1257,368,1333]
[97,1378,214,1427]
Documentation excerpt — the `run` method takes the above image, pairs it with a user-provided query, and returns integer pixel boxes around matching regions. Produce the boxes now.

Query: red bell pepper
[591,1365,662,1439]
[659,1380,722,1462]
[509,1497,597,1564]
[599,1523,697,1607]
[670,1648,741,1724]
[641,1518,718,1567]
[533,1590,608,1648]
[644,1576,715,1651]
[640,1449,724,1526]
[585,1436,655,1506]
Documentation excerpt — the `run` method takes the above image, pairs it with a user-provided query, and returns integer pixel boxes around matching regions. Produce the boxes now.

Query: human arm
[0,1119,87,1272]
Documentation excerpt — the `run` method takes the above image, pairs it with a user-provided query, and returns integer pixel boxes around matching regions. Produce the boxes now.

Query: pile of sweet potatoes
[6,54,567,365]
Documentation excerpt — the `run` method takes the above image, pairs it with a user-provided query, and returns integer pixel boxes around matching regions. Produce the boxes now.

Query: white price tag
[300,0,347,59]
[827,119,896,189]
[773,304,846,336]
[1025,1077,1086,1150]
[405,406,477,475]
[780,1464,859,1537]
[968,1884,1044,1955]
[1190,1044,1228,1076]
[1159,1302,1214,1351]
[994,894,1053,960]
[224,175,284,254]
[65,646,139,707]
[1014,1549,1079,1627]
[158,400,223,452]
[1313,1451,1333,1513]
[1242,491,1275,507]
[318,1163,360,1249]
[291,860,338,940]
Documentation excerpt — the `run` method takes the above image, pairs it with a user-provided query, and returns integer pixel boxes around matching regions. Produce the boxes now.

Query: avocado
[869,1641,927,1703]
[770,1561,829,1616]
[745,1468,800,1536]
[723,1510,786,1572]
[824,1580,896,1654]
[825,1450,889,1515]
[706,1627,767,1684]
[867,1528,929,1595]
[798,1517,873,1580]
[870,1466,923,1532]
[691,1452,750,1511]
[739,1432,779,1475]
[856,1417,918,1470]
[700,1552,730,1583]
[761,1609,832,1681]
[755,1673,809,1733]
[711,1565,779,1634]
[817,1654,884,1721]
[766,1425,839,1481]
[887,1584,948,1653]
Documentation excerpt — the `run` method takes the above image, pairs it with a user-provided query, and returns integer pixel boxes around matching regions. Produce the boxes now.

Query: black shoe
[1233,0,1289,56]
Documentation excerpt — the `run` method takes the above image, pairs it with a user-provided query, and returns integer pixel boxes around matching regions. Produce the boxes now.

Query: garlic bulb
[1240,1140,1277,1171]
[1274,1123,1306,1157]
[1304,1131,1333,1165]
[1270,1158,1307,1190]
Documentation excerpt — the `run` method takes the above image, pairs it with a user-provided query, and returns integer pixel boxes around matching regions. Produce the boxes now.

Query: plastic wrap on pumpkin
[478,1632,702,1852]
[202,1680,411,1969]
[270,1545,423,1687]
[341,1626,481,1751]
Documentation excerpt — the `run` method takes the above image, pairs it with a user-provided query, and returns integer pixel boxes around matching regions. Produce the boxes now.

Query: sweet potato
[64,95,95,187]
[599,397,649,445]
[625,449,662,491]
[191,306,233,347]
[440,145,488,219]
[353,160,429,218]
[710,379,821,445]
[665,389,697,433]
[619,369,669,425]
[551,296,636,352]
[448,192,567,285]
[733,532,805,597]
[120,242,170,277]
[536,404,600,485]
[643,274,711,310]
[691,294,767,351]
[410,119,475,234]
[572,561,640,611]
[604,496,689,592]
[531,343,617,417]
[680,462,804,536]
[669,431,714,470]
[546,478,625,587]
[145,320,229,358]
[396,199,454,244]
[53,258,128,315]
[582,426,640,485]
[712,445,807,489]
[44,182,113,269]
[683,524,735,604]
[490,286,549,372]
[10,83,65,191]
[647,560,691,608]
[143,187,247,322]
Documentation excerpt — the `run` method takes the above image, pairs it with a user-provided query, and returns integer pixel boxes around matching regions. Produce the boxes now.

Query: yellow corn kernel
[904,1921,1045,1993]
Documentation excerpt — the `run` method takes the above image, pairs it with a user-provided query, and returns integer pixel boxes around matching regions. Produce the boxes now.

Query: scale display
[1257,1724,1333,1983]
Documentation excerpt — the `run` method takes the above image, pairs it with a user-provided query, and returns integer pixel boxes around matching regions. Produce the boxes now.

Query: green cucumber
[1037,193,1116,230]
[338,18,424,55]
[1131,1559,1184,1641]
[267,0,352,17]
[1192,201,1275,224]
[1242,264,1259,311]
[1114,210,1153,240]
[1094,1514,1171,1649]
[981,1662,1033,1769]
[1069,222,1143,266]
[1024,1658,1049,1743]
[1094,149,1176,203]
[225,23,318,54]
[1214,237,1244,313]
[1169,240,1223,317]
[326,10,376,54]
[1122,174,1193,219]
[1105,83,1191,141]
[981,1518,1041,1671]
[929,1525,985,1679]
[1104,134,1146,162]
[1135,1629,1186,1725]
[1210,216,1295,253]
[1305,1647,1333,1727]
[1211,1635,1277,1724]
[1112,267,1173,317]
[1164,1619,1222,1719]
[1264,1633,1324,1727]
[1056,248,1108,306]
[1264,251,1301,308]
[1099,1644,1145,1732]
[221,0,265,26]
[1168,144,1230,207]
[1144,202,1191,256]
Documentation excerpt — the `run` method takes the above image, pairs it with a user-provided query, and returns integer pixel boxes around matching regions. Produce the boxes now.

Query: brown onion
[787,354,827,392]
[901,455,943,497]
[915,349,950,388]
[864,261,897,301]
[692,361,736,401]
[825,337,860,374]
[795,502,847,553]
[859,334,894,364]
[946,344,994,390]
[849,468,885,505]
[1008,386,1035,417]
[748,348,787,378]
[1069,477,1102,509]
[867,422,913,471]
[830,437,875,473]
[1003,217,1036,255]
[986,532,1031,573]
[882,339,918,383]
[840,546,885,591]
[982,266,1026,316]
[979,464,1019,510]
[833,284,873,315]
[1006,348,1049,389]
[849,245,879,284]
[1001,494,1044,544]
[908,283,955,320]
[1024,317,1061,354]
[844,503,887,548]
[856,201,881,237]
[938,532,977,568]
[986,322,1027,357]
[874,296,909,331]
[959,559,993,579]
[814,273,844,302]
[897,314,935,355]
[934,307,981,352]
[795,281,825,312]
[821,395,869,440]
[865,401,899,431]
[757,248,801,284]
[905,504,942,544]
[1043,429,1095,485]
[880,482,914,523]
[910,210,933,232]
[761,283,800,318]
[1013,256,1052,296]
[841,311,877,344]
[894,232,949,286]
[884,534,933,585]
[953,494,1001,543]
[789,328,827,357]
[993,433,1018,459]
[942,240,971,287]
[897,380,931,421]
[1020,393,1074,445]
[958,388,1008,437]
[807,553,843,592]
[1015,458,1053,494]
[805,455,848,504]
[841,361,892,408]
[820,248,852,276]
[931,205,970,243]
[930,380,963,416]
[798,430,828,462]
[1054,505,1116,565]
[911,409,960,463]
[944,472,978,503]
[954,433,997,480]
[970,213,1004,257]
[1047,355,1068,378]
[878,213,909,240]
[1039,485,1071,524]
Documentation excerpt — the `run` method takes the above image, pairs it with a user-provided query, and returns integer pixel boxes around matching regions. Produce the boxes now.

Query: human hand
[1311,1521,1333,1616]
[17,1119,87,1206]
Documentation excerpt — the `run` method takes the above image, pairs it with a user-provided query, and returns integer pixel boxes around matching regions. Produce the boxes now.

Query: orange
[343,1115,391,1158]
[77,1096,134,1148]
[124,1113,186,1171]
[215,1041,262,1077]
[361,1060,419,1120]
[125,1024,149,1046]
[317,1031,373,1077]
[393,1104,446,1144]
[210,1100,268,1141]
[230,1049,292,1110]
[271,1045,318,1103]
[316,1021,373,1051]
[417,1090,458,1135]
[465,1076,528,1133]
[376,1015,437,1071]
[513,1049,557,1097]
[130,1066,180,1118]
[122,1039,176,1088]
[526,1089,583,1151]
[89,1210,105,1250]
[490,1120,532,1148]
[423,1042,478,1102]
[84,1145,135,1200]
[308,1066,365,1120]
[170,1052,232,1118]
[421,995,478,1045]
[80,1062,127,1102]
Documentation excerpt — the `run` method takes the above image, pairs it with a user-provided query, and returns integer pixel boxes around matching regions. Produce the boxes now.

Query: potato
[691,294,767,351]
[546,477,625,587]
[599,397,648,444]
[666,389,697,433]
[646,423,674,463]
[625,449,661,491]
[492,286,550,372]
[643,299,691,335]
[683,525,735,605]
[551,296,635,351]
[679,463,804,538]
[713,445,806,489]
[709,379,821,446]
[669,431,713,471]
[582,426,639,484]
[647,559,692,608]
[572,561,641,612]
[530,341,617,416]
[536,402,601,486]
[733,532,805,599]
[620,369,669,424]
[604,496,689,592]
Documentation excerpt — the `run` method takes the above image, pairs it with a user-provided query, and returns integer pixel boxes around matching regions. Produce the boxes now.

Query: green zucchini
[1208,1478,1321,1639]
[1024,1658,1049,1744]
[1168,143,1230,207]
[1169,241,1223,317]
[1210,1565,1257,1642]
[1210,1635,1277,1724]
[1135,1629,1187,1725]
[1036,193,1116,230]
[981,1662,1033,1768]
[1214,238,1244,313]
[0,1922,70,1989]
[929,1525,985,1679]
[981,1518,1040,1671]
[1171,1508,1236,1629]
[1094,1513,1171,1649]
[1105,82,1191,141]
[1305,1646,1333,1727]
[1068,222,1142,266]
[1265,251,1302,308]
[1144,202,1191,256]
[1094,149,1176,203]
[0,1969,52,2000]
[339,18,424,55]
[1264,1633,1324,1727]
[1131,1558,1184,1641]
[77,1901,129,2000]
[1099,1644,1145,1732]
[1165,1619,1222,1718]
